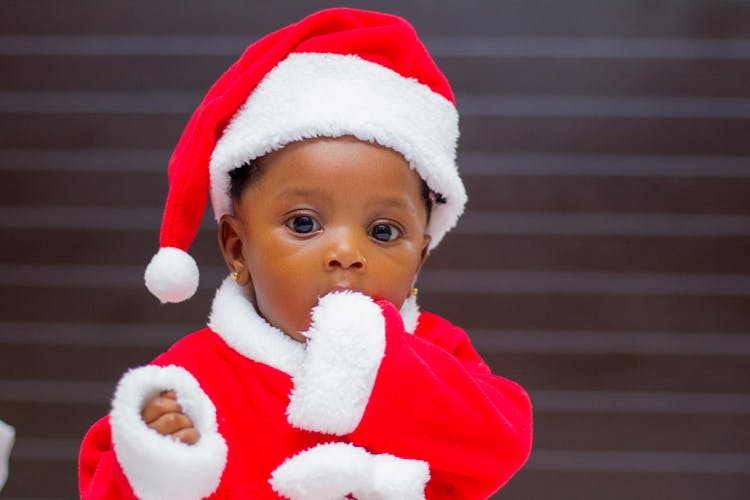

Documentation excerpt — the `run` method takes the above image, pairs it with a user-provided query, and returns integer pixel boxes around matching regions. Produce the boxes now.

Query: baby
[79,8,532,500]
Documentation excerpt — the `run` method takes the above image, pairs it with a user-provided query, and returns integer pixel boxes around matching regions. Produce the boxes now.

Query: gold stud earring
[411,287,419,297]
[232,271,240,281]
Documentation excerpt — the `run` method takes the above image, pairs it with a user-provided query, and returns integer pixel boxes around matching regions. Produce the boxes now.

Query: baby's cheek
[257,291,313,342]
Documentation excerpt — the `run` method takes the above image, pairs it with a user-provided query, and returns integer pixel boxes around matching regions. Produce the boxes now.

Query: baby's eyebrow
[279,187,333,202]
[373,197,411,209]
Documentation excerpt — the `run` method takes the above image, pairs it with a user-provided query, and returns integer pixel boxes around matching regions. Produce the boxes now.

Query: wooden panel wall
[1,1,749,498]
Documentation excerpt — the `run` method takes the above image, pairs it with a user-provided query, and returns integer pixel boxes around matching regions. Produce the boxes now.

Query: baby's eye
[369,223,401,242]
[286,215,320,234]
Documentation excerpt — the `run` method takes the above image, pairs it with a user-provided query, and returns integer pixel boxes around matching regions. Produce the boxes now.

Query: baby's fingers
[171,427,201,445]
[141,391,181,423]
[147,411,195,437]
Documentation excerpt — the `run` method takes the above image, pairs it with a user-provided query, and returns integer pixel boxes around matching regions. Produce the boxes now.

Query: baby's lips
[316,285,369,301]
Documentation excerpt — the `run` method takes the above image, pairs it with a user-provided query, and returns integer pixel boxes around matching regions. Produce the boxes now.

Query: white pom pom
[144,247,200,303]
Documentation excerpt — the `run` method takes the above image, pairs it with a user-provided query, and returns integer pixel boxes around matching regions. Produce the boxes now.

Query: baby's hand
[141,390,200,445]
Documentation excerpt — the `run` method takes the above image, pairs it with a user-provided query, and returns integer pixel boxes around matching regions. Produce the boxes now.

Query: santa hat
[144,7,466,303]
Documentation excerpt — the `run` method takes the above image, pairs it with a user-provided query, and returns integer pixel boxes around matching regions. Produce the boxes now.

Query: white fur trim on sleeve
[110,365,227,500]
[286,291,386,435]
[371,452,431,499]
[269,442,429,500]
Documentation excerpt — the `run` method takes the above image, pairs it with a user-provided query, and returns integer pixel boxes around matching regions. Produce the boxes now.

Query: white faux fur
[109,365,227,500]
[270,442,429,500]
[208,277,418,375]
[209,52,466,250]
[286,291,386,435]
[208,276,306,376]
[144,246,200,303]
[0,419,13,491]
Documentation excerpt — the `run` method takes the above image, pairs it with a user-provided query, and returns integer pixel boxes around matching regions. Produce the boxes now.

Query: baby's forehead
[259,137,420,183]
[257,136,414,176]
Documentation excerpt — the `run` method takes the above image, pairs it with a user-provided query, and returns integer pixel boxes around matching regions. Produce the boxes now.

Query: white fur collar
[208,277,306,376]
[207,277,419,376]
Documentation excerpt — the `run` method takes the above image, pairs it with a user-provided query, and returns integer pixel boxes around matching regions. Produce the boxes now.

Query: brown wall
[1,1,749,498]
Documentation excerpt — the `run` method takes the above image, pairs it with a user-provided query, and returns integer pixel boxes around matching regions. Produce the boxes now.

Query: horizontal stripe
[0,264,167,288]
[1,35,748,60]
[3,91,750,118]
[0,148,170,172]
[470,330,750,355]
[0,497,64,500]
[11,438,82,461]
[457,95,750,118]
[2,265,750,296]
[0,322,188,347]
[0,380,113,403]
[3,149,749,179]
[530,390,750,415]
[4,323,747,355]
[4,206,750,237]
[459,152,750,177]
[420,269,750,296]
[10,439,750,474]
[0,34,256,56]
[3,380,748,416]
[0,207,168,230]
[0,91,199,114]
[528,449,750,474]
[459,212,750,236]
[426,36,750,60]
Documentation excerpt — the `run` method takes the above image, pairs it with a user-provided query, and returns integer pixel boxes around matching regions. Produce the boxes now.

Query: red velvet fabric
[79,304,531,499]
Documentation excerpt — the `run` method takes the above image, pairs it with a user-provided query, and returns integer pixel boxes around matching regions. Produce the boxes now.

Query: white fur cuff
[270,442,429,500]
[110,365,227,500]
[287,291,386,435]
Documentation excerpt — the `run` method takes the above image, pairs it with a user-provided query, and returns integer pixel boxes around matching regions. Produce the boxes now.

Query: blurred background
[1,0,749,498]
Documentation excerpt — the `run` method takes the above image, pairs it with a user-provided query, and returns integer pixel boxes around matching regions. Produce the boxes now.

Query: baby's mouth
[321,285,356,296]
[318,283,373,300]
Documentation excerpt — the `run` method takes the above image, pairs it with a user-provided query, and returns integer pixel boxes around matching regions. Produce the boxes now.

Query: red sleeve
[348,302,533,498]
[78,416,138,499]
[78,350,228,500]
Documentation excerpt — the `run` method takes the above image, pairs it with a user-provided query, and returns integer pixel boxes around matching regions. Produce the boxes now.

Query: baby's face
[226,136,431,341]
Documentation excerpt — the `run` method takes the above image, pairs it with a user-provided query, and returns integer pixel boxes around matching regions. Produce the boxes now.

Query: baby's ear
[217,214,250,285]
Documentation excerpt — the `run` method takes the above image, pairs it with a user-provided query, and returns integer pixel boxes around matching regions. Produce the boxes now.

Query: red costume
[79,280,531,499]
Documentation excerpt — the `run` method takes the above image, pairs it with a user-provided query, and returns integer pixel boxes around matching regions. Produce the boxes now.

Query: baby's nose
[325,231,366,271]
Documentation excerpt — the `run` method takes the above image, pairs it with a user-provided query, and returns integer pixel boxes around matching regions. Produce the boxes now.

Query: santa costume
[78,8,532,500]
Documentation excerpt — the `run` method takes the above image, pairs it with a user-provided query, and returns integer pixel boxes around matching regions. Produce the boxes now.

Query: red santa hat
[144,7,467,303]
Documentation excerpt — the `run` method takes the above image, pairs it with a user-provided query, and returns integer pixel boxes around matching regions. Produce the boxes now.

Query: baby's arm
[141,390,200,445]
[79,365,227,500]
[284,292,531,498]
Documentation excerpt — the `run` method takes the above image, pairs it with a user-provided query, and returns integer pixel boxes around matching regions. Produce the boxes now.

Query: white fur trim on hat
[210,52,466,250]
[287,291,386,435]
[269,442,429,500]
[144,247,200,303]
[110,365,227,500]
